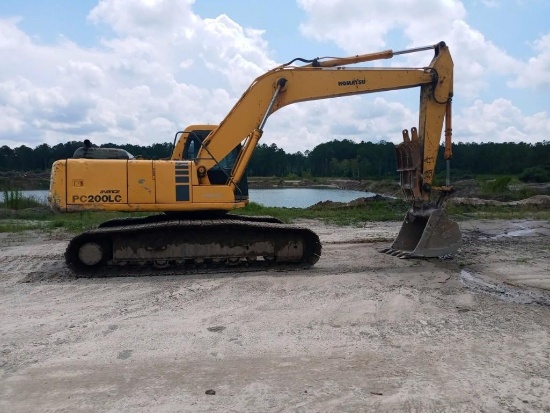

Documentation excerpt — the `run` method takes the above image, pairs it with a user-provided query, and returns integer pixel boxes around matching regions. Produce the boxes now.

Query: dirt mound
[450,195,550,207]
[513,195,550,206]
[452,179,480,198]
[0,171,50,191]
[308,195,397,210]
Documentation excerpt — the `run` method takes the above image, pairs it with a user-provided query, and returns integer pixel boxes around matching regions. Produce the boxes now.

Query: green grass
[48,211,152,232]
[1,198,548,235]
[0,200,411,233]
[0,220,52,233]
[1,189,45,210]
[471,175,549,201]
[238,200,550,225]
[446,202,550,220]
[234,200,409,225]
[453,210,550,220]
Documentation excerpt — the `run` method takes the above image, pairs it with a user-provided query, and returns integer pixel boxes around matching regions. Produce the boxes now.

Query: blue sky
[0,0,549,153]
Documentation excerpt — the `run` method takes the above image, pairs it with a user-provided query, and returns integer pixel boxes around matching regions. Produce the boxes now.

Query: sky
[0,0,549,154]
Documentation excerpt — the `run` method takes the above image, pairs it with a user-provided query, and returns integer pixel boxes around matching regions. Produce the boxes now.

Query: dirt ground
[1,218,550,413]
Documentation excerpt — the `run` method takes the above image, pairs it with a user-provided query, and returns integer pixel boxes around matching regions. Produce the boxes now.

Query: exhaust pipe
[381,208,461,258]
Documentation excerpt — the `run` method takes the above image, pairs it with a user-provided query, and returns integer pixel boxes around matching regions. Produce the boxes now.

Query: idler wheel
[78,242,105,267]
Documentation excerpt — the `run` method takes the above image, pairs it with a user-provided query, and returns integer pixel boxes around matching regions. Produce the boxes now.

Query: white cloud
[510,34,550,89]
[297,0,523,100]
[0,0,548,155]
[0,105,24,135]
[0,0,276,149]
[457,98,550,143]
[297,0,467,51]
[87,0,195,36]
[481,0,500,8]
[200,14,274,91]
[261,94,418,153]
[0,17,31,48]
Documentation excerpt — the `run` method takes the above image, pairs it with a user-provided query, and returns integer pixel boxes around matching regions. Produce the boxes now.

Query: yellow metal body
[49,156,246,212]
[50,42,454,213]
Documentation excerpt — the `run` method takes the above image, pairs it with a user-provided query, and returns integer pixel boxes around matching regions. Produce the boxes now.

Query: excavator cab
[181,129,249,200]
[72,146,134,160]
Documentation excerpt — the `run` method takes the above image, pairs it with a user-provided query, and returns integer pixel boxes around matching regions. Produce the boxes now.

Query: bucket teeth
[379,248,413,259]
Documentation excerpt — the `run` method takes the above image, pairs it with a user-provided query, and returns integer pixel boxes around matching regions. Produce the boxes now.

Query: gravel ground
[1,219,549,413]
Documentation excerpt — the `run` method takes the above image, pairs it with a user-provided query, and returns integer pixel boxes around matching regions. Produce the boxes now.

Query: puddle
[476,223,543,240]
[491,228,536,239]
[460,270,550,306]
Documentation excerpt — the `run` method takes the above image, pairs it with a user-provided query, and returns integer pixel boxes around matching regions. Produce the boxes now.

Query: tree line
[1,140,549,182]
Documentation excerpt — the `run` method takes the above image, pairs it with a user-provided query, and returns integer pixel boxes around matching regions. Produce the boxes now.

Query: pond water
[4,188,374,208]
[249,188,373,208]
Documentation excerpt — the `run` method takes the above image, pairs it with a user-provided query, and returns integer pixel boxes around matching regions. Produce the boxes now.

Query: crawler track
[65,216,322,276]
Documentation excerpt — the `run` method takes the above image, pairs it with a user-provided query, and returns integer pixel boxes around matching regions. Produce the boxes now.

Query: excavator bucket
[381,208,462,258]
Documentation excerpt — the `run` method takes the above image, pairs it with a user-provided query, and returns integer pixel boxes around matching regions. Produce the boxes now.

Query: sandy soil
[1,219,550,413]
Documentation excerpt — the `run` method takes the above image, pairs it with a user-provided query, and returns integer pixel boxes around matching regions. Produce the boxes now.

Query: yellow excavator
[49,41,461,273]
